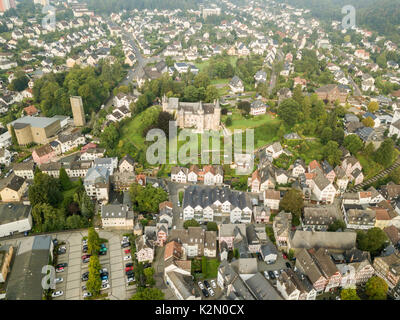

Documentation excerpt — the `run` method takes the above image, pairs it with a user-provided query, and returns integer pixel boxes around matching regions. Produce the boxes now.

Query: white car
[100,283,110,291]
[273,270,280,277]
[124,255,132,261]
[100,268,108,274]
[198,281,204,290]
[210,280,217,289]
[55,277,63,284]
[208,287,215,297]
[264,271,270,280]
[82,239,88,245]
[83,292,92,298]
[52,290,63,298]
[102,279,109,285]
[127,277,135,284]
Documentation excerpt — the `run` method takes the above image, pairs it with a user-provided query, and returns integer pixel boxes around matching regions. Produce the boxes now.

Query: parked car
[83,292,92,298]
[82,272,89,281]
[124,255,132,261]
[198,281,204,290]
[82,258,90,264]
[101,274,109,281]
[125,263,133,268]
[55,267,64,273]
[202,288,209,298]
[100,283,110,291]
[82,245,88,253]
[208,287,215,297]
[82,285,87,291]
[58,247,67,254]
[99,250,107,256]
[81,255,91,261]
[273,270,280,278]
[268,271,275,280]
[82,239,88,246]
[127,277,135,284]
[257,253,263,261]
[204,280,210,289]
[126,270,134,277]
[210,280,217,289]
[102,279,109,285]
[285,262,292,269]
[52,290,63,298]
[124,249,131,254]
[125,266,134,272]
[56,263,68,268]
[121,242,130,248]
[55,277,63,284]
[264,271,270,280]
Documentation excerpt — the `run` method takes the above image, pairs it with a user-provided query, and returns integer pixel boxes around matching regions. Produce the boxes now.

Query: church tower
[70,96,85,127]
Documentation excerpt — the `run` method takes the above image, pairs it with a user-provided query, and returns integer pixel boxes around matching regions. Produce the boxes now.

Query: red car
[124,249,131,254]
[125,266,134,272]
[82,254,91,260]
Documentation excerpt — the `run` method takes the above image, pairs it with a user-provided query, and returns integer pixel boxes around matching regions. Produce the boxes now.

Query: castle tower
[213,99,221,130]
[70,96,86,127]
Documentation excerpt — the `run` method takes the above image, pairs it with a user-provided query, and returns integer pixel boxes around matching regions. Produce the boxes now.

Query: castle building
[162,96,221,132]
[70,96,86,127]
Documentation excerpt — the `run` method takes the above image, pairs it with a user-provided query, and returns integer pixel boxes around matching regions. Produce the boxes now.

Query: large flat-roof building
[6,235,53,300]
[8,116,61,146]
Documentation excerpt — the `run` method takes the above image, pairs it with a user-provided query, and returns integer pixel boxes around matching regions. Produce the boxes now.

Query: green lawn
[203,258,220,279]
[117,105,161,154]
[61,180,82,203]
[356,153,384,180]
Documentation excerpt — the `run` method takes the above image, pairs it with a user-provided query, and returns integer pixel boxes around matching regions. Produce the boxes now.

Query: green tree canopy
[365,276,388,300]
[183,219,200,229]
[375,138,395,167]
[344,134,364,155]
[131,287,164,300]
[279,189,304,226]
[341,288,361,300]
[356,227,388,255]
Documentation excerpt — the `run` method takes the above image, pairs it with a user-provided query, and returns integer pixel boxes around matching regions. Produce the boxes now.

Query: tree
[80,191,95,220]
[279,189,304,226]
[131,287,164,300]
[59,168,72,191]
[207,222,218,232]
[328,219,346,232]
[183,219,200,229]
[368,101,379,113]
[344,134,363,155]
[364,142,375,156]
[87,255,102,296]
[321,127,333,144]
[205,85,219,103]
[88,227,100,255]
[143,267,155,286]
[66,214,85,229]
[389,167,400,184]
[28,171,63,207]
[193,72,210,88]
[356,227,388,255]
[237,101,251,115]
[100,124,120,150]
[278,99,301,126]
[156,111,175,137]
[323,141,342,166]
[341,288,361,300]
[365,276,388,300]
[129,184,168,213]
[375,138,395,167]
[362,117,375,128]
[225,116,232,126]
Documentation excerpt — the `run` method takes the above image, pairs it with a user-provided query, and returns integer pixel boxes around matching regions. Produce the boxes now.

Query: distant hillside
[277,0,400,43]
[84,0,202,14]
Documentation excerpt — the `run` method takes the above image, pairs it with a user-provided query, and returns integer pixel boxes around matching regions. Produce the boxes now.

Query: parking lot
[50,230,136,300]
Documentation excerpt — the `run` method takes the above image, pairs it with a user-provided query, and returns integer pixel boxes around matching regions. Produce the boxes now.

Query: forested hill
[276,0,400,43]
[84,0,203,14]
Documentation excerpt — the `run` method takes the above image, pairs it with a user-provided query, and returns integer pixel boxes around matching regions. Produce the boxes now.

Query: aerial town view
[0,0,400,306]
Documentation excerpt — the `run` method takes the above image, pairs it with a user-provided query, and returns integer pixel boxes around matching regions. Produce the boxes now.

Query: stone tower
[70,96,86,127]
[213,99,221,130]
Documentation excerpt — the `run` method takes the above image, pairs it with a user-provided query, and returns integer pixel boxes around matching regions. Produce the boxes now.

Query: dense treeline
[85,0,202,14]
[276,0,400,44]
[32,60,124,117]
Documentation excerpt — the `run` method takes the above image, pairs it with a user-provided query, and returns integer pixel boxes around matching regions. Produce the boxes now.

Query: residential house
[0,175,28,203]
